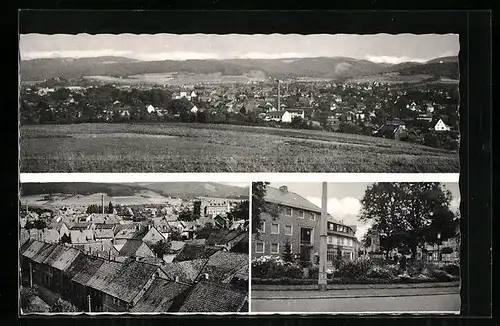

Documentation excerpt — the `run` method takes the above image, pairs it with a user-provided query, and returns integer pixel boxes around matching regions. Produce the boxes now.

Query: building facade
[252,185,358,265]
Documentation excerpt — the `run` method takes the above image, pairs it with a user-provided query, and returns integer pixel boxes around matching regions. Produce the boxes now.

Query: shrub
[251,256,303,279]
[308,265,319,279]
[366,265,394,279]
[49,298,79,313]
[441,264,460,276]
[336,258,373,278]
[20,286,39,310]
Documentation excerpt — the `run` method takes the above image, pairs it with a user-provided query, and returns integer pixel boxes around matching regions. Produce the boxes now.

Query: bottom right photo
[250,181,460,314]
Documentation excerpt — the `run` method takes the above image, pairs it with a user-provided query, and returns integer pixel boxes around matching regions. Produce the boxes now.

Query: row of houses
[20,238,248,313]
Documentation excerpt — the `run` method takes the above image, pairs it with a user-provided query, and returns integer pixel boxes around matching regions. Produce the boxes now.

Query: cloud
[21,49,134,60]
[365,55,429,64]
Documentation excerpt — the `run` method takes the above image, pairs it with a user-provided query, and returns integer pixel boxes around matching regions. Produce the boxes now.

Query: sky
[19,33,459,64]
[268,182,460,241]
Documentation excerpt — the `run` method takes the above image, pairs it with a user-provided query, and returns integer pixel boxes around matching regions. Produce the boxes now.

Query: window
[327,236,334,244]
[337,224,343,232]
[285,225,293,235]
[328,223,334,231]
[271,223,280,234]
[309,212,316,221]
[297,210,304,218]
[337,237,341,245]
[255,242,265,253]
[285,207,292,216]
[270,243,279,254]
[260,222,266,233]
[327,249,335,261]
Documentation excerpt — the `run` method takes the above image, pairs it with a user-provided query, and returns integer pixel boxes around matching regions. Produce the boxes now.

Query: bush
[441,264,460,276]
[336,258,373,278]
[251,256,303,279]
[49,298,79,313]
[20,286,39,310]
[366,265,394,279]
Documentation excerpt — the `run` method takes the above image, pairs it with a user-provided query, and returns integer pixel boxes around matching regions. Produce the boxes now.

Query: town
[20,74,459,151]
[19,185,249,313]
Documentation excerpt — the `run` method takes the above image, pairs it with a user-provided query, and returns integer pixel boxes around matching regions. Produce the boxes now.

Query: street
[251,286,460,313]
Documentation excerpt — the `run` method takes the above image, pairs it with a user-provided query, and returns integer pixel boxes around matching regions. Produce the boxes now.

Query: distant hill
[20,55,458,82]
[131,182,249,199]
[20,182,248,200]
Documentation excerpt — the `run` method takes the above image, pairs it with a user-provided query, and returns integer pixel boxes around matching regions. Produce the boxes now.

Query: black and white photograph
[18,182,249,314]
[19,33,459,173]
[250,181,460,313]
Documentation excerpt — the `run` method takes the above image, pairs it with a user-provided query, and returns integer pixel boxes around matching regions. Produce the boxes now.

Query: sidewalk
[251,281,460,291]
[251,284,460,300]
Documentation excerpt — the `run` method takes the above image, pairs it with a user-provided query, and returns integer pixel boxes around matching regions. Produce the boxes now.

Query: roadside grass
[20,123,459,173]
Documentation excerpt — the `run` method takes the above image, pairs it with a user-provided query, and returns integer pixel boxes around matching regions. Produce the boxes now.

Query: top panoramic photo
[19,33,460,173]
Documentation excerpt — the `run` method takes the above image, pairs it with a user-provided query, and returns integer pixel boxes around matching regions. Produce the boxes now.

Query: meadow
[19,123,459,173]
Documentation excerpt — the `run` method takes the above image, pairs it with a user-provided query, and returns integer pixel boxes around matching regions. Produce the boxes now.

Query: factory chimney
[101,195,105,214]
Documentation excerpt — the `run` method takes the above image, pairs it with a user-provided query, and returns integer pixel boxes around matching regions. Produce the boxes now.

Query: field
[20,123,459,173]
[83,70,267,85]
[20,190,174,207]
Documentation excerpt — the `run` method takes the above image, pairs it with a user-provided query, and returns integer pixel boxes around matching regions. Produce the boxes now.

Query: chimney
[175,276,180,282]
[101,195,105,214]
[279,185,288,193]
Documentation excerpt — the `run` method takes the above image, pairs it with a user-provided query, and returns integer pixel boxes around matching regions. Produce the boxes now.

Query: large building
[252,185,358,264]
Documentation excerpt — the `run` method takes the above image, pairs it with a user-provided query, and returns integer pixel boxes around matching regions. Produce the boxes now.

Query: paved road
[251,287,460,313]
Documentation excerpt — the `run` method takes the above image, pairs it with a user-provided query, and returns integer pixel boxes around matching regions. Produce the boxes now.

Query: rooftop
[130,278,190,312]
[178,281,247,312]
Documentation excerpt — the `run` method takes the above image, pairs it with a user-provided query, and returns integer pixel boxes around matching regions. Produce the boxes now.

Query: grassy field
[19,123,459,173]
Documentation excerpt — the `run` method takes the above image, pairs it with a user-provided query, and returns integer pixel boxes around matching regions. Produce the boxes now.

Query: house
[86,213,120,225]
[190,106,198,114]
[70,229,95,244]
[133,225,167,246]
[174,243,219,262]
[374,121,407,140]
[130,278,191,312]
[252,185,357,264]
[434,118,451,131]
[160,259,208,284]
[206,230,247,251]
[98,258,162,312]
[118,239,156,259]
[63,253,105,311]
[197,251,248,283]
[177,281,247,312]
[265,109,305,123]
[42,245,82,294]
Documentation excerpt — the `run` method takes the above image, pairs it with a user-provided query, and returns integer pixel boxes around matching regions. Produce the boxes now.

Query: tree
[228,200,249,221]
[25,220,47,230]
[49,298,79,312]
[86,204,103,214]
[178,208,197,222]
[290,116,305,129]
[251,182,279,235]
[239,106,247,115]
[282,240,293,263]
[441,246,454,255]
[60,233,71,244]
[107,201,114,214]
[169,229,184,241]
[359,182,457,260]
[151,239,171,258]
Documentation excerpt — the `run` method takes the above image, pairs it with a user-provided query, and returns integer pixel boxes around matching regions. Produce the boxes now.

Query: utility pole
[87,294,92,312]
[29,261,33,288]
[318,182,328,291]
[277,79,281,110]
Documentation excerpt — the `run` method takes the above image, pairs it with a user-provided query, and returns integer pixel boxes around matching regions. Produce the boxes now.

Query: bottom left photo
[18,181,250,314]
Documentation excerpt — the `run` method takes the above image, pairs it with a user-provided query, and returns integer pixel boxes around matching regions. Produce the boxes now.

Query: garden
[251,255,460,286]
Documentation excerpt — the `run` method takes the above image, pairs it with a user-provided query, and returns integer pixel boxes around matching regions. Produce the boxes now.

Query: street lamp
[437,232,441,264]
